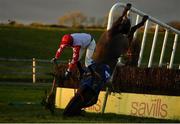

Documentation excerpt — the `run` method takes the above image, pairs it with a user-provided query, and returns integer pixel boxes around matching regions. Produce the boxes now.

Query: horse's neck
[93,33,128,71]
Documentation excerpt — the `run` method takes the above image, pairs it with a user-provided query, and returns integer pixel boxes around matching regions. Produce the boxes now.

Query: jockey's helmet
[61,34,73,46]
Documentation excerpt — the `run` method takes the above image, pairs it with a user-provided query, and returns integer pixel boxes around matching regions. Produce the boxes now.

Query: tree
[58,11,87,27]
[167,21,180,30]
[88,17,96,26]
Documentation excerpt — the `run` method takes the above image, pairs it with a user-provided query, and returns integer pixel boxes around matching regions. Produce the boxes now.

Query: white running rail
[107,2,180,69]
[102,2,180,114]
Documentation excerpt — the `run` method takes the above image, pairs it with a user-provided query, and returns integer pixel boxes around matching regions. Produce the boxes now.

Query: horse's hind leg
[111,3,132,30]
[122,3,132,17]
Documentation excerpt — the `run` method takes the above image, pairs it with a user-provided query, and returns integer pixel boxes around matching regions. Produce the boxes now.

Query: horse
[62,3,149,116]
[93,6,148,70]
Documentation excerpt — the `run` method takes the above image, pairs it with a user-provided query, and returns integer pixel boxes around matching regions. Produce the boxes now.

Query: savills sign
[55,87,180,120]
[130,98,168,118]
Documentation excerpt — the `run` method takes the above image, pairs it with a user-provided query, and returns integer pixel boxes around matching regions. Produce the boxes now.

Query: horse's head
[54,64,80,88]
[123,39,141,66]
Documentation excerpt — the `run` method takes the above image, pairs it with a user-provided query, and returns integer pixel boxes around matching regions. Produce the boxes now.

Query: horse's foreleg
[128,15,149,42]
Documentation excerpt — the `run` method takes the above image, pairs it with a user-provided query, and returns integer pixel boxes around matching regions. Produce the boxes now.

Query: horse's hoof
[142,15,149,23]
[126,3,132,10]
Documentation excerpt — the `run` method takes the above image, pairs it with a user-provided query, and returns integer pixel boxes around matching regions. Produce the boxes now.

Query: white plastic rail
[102,2,180,114]
[107,2,180,69]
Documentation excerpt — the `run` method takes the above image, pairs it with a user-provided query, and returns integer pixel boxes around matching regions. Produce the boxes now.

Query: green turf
[0,25,102,60]
[0,24,179,122]
[0,25,179,63]
[0,83,179,123]
[0,24,179,82]
[0,25,104,81]
[136,31,180,66]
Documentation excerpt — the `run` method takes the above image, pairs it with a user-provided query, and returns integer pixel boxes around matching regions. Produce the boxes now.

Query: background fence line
[0,57,67,83]
[0,57,179,83]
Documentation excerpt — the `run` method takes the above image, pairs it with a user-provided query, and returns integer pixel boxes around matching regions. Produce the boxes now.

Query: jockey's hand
[51,58,57,64]
[64,70,71,80]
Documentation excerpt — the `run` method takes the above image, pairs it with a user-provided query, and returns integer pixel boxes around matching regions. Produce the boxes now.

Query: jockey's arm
[55,44,66,59]
[67,46,81,72]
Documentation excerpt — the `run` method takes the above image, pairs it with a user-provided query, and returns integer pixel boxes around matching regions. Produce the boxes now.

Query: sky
[0,0,180,24]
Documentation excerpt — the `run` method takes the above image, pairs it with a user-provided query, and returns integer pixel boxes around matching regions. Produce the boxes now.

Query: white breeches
[78,39,96,67]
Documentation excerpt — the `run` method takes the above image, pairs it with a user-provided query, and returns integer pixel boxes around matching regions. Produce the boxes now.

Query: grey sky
[0,0,179,24]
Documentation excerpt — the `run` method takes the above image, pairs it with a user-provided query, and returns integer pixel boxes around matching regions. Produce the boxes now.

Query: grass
[0,25,179,122]
[0,25,103,82]
[0,82,179,123]
[0,25,179,82]
[0,60,54,82]
[0,25,179,63]
[137,31,180,65]
[0,25,102,60]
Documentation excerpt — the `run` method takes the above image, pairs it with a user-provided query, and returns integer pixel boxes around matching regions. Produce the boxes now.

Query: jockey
[51,33,96,79]
[63,63,112,116]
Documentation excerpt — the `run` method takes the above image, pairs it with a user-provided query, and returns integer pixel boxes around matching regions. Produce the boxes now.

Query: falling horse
[93,8,148,69]
[63,3,149,116]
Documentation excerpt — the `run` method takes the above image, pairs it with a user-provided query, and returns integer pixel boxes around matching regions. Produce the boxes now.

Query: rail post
[159,30,169,67]
[169,34,178,69]
[138,20,149,67]
[148,24,159,68]
[101,87,109,113]
[134,14,140,38]
[32,58,36,83]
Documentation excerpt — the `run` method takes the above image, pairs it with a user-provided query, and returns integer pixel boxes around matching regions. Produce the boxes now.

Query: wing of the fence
[107,2,180,69]
[101,2,180,114]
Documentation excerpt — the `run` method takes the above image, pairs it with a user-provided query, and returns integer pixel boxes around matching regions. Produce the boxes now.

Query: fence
[107,2,180,69]
[1,57,179,83]
[1,3,180,83]
[101,2,180,113]
[0,58,67,83]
